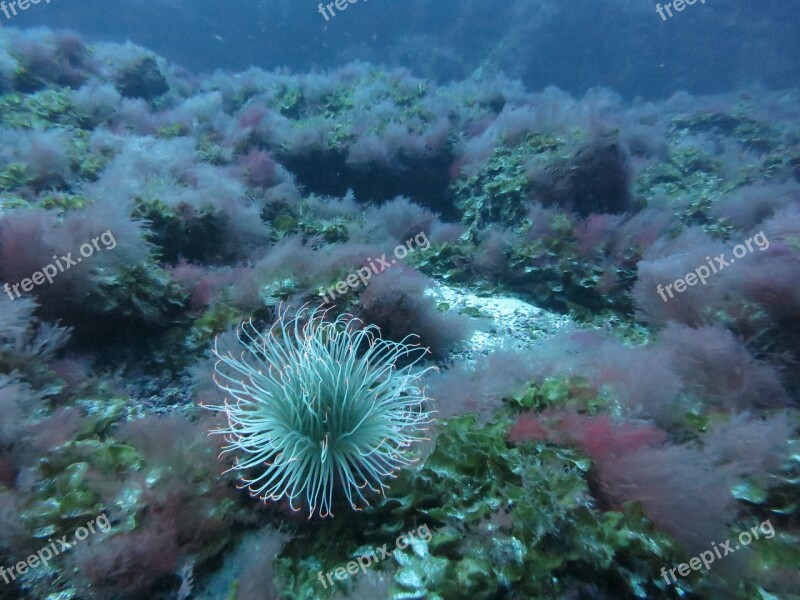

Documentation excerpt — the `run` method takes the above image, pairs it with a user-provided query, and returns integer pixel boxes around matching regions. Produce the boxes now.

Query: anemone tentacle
[205,305,435,518]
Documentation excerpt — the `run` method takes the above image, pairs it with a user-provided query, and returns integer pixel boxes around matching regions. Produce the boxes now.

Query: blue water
[15,0,800,98]
[0,1,798,599]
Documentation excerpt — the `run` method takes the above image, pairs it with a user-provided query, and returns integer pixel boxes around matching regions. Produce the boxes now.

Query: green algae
[454,133,564,234]
[274,413,690,599]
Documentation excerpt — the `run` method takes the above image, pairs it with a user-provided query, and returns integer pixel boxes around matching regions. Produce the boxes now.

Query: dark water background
[14,0,800,99]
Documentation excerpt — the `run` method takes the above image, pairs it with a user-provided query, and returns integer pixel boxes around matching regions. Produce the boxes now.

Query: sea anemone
[207,306,434,518]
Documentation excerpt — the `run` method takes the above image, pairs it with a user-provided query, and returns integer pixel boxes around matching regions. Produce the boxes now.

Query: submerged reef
[0,26,798,600]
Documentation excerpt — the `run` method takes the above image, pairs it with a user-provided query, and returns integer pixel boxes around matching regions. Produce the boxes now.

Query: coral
[207,307,434,517]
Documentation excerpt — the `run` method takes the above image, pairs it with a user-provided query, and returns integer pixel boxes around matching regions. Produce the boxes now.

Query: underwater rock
[532,137,633,215]
[116,56,169,100]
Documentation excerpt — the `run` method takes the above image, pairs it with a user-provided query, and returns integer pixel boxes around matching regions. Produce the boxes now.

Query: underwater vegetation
[0,25,797,600]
